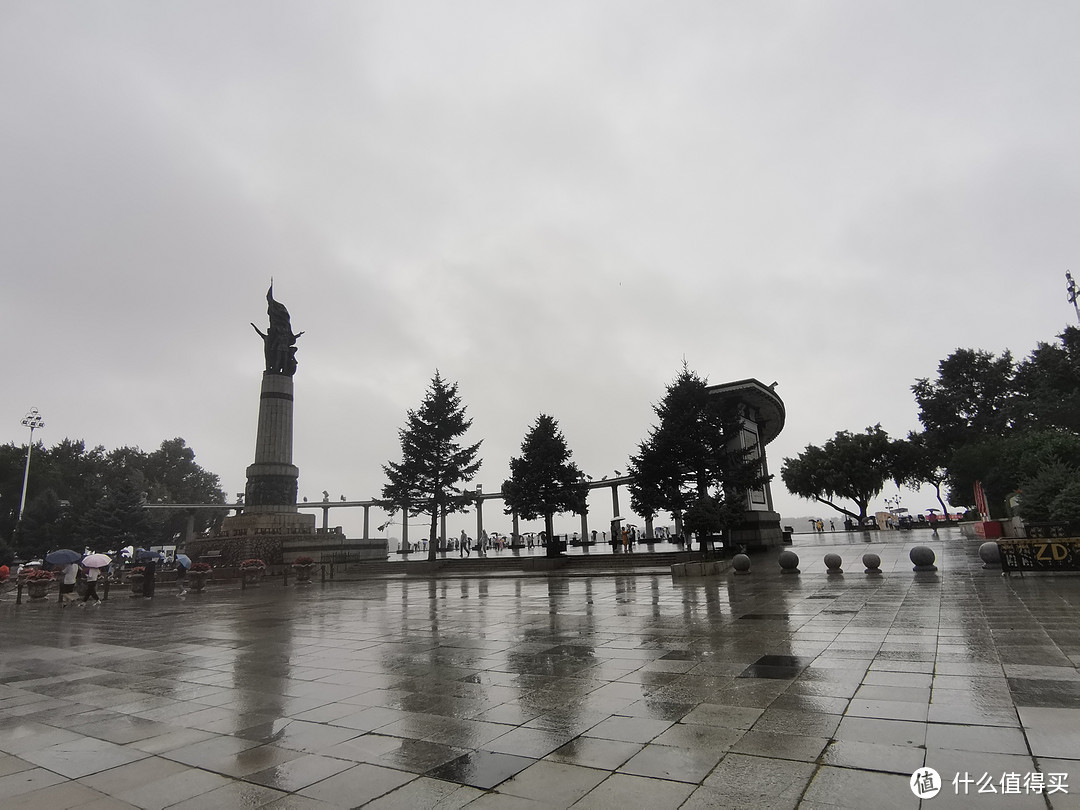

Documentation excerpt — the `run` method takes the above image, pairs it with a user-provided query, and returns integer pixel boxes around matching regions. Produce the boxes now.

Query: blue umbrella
[45,549,82,565]
[175,554,191,569]
[135,549,164,561]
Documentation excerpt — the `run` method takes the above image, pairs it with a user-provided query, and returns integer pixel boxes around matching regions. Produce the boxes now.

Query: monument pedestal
[187,511,317,566]
[189,511,388,566]
[729,510,785,552]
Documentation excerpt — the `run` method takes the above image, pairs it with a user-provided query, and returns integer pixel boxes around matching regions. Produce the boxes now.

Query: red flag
[973,481,989,522]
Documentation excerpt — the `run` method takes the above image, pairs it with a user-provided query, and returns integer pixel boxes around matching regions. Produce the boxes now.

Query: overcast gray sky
[2,1,1077,540]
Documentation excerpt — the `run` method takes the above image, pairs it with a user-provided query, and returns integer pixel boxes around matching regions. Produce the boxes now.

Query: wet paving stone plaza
[3,527,1080,809]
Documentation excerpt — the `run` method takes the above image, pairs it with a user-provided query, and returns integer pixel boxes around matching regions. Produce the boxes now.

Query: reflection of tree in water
[501,578,602,721]
[379,578,524,721]
[666,575,802,709]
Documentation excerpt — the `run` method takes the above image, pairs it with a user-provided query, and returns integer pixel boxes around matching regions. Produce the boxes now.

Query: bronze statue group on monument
[251,284,304,377]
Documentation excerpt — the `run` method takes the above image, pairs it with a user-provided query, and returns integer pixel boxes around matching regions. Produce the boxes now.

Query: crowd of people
[1,553,191,604]
[400,524,659,555]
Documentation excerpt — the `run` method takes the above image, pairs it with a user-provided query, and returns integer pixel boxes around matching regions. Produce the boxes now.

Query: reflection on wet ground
[2,527,1079,808]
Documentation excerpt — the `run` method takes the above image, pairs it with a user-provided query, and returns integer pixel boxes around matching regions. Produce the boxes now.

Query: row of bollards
[729,545,939,576]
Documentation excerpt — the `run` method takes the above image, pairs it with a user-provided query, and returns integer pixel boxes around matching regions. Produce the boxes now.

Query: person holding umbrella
[174,554,191,596]
[135,549,162,599]
[44,549,83,606]
[80,553,110,606]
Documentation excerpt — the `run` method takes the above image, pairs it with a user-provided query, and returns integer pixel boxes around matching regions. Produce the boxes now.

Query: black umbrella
[45,549,82,565]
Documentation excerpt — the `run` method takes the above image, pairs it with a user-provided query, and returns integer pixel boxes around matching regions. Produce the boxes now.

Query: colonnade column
[475,486,485,556]
[362,505,370,541]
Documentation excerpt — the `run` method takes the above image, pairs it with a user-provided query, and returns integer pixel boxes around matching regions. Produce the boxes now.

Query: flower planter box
[129,576,145,596]
[292,564,314,583]
[241,570,265,586]
[26,580,51,600]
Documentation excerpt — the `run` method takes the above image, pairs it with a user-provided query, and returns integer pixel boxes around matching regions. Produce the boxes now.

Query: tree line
[781,326,1080,525]
[382,365,766,561]
[26,324,1062,567]
[0,438,225,564]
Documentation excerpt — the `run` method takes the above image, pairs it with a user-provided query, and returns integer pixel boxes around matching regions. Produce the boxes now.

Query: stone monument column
[209,284,316,563]
[245,284,304,513]
[245,372,300,512]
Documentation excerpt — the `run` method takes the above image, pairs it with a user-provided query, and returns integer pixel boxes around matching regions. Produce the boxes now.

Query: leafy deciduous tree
[946,429,1080,519]
[2,437,225,558]
[891,431,951,516]
[17,489,68,560]
[1013,326,1080,433]
[912,348,1015,452]
[143,438,226,540]
[781,425,895,525]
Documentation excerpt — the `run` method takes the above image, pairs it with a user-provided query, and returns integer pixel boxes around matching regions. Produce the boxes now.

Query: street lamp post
[17,408,45,525]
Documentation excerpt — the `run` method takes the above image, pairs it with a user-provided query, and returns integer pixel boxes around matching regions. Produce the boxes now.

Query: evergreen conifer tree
[628,364,764,551]
[382,372,482,562]
[501,414,587,557]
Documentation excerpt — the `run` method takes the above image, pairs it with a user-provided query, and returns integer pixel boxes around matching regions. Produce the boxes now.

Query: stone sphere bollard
[823,553,843,573]
[978,541,1001,569]
[778,550,800,574]
[732,553,751,574]
[862,552,881,574]
[910,545,938,572]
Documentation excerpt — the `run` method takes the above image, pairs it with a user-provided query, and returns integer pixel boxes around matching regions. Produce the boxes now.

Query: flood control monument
[186,286,387,565]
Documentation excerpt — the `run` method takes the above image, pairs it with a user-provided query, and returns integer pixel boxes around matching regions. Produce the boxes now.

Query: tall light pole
[1067,271,1080,325]
[17,407,45,524]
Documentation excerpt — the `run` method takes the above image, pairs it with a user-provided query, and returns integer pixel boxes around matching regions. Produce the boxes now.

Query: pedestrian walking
[175,560,188,596]
[80,565,101,605]
[142,559,157,599]
[60,561,78,606]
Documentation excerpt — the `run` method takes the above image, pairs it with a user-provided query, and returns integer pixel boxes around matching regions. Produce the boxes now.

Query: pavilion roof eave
[705,377,786,446]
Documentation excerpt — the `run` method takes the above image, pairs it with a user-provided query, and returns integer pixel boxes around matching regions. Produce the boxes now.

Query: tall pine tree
[382,372,482,562]
[628,364,764,551]
[501,414,587,557]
